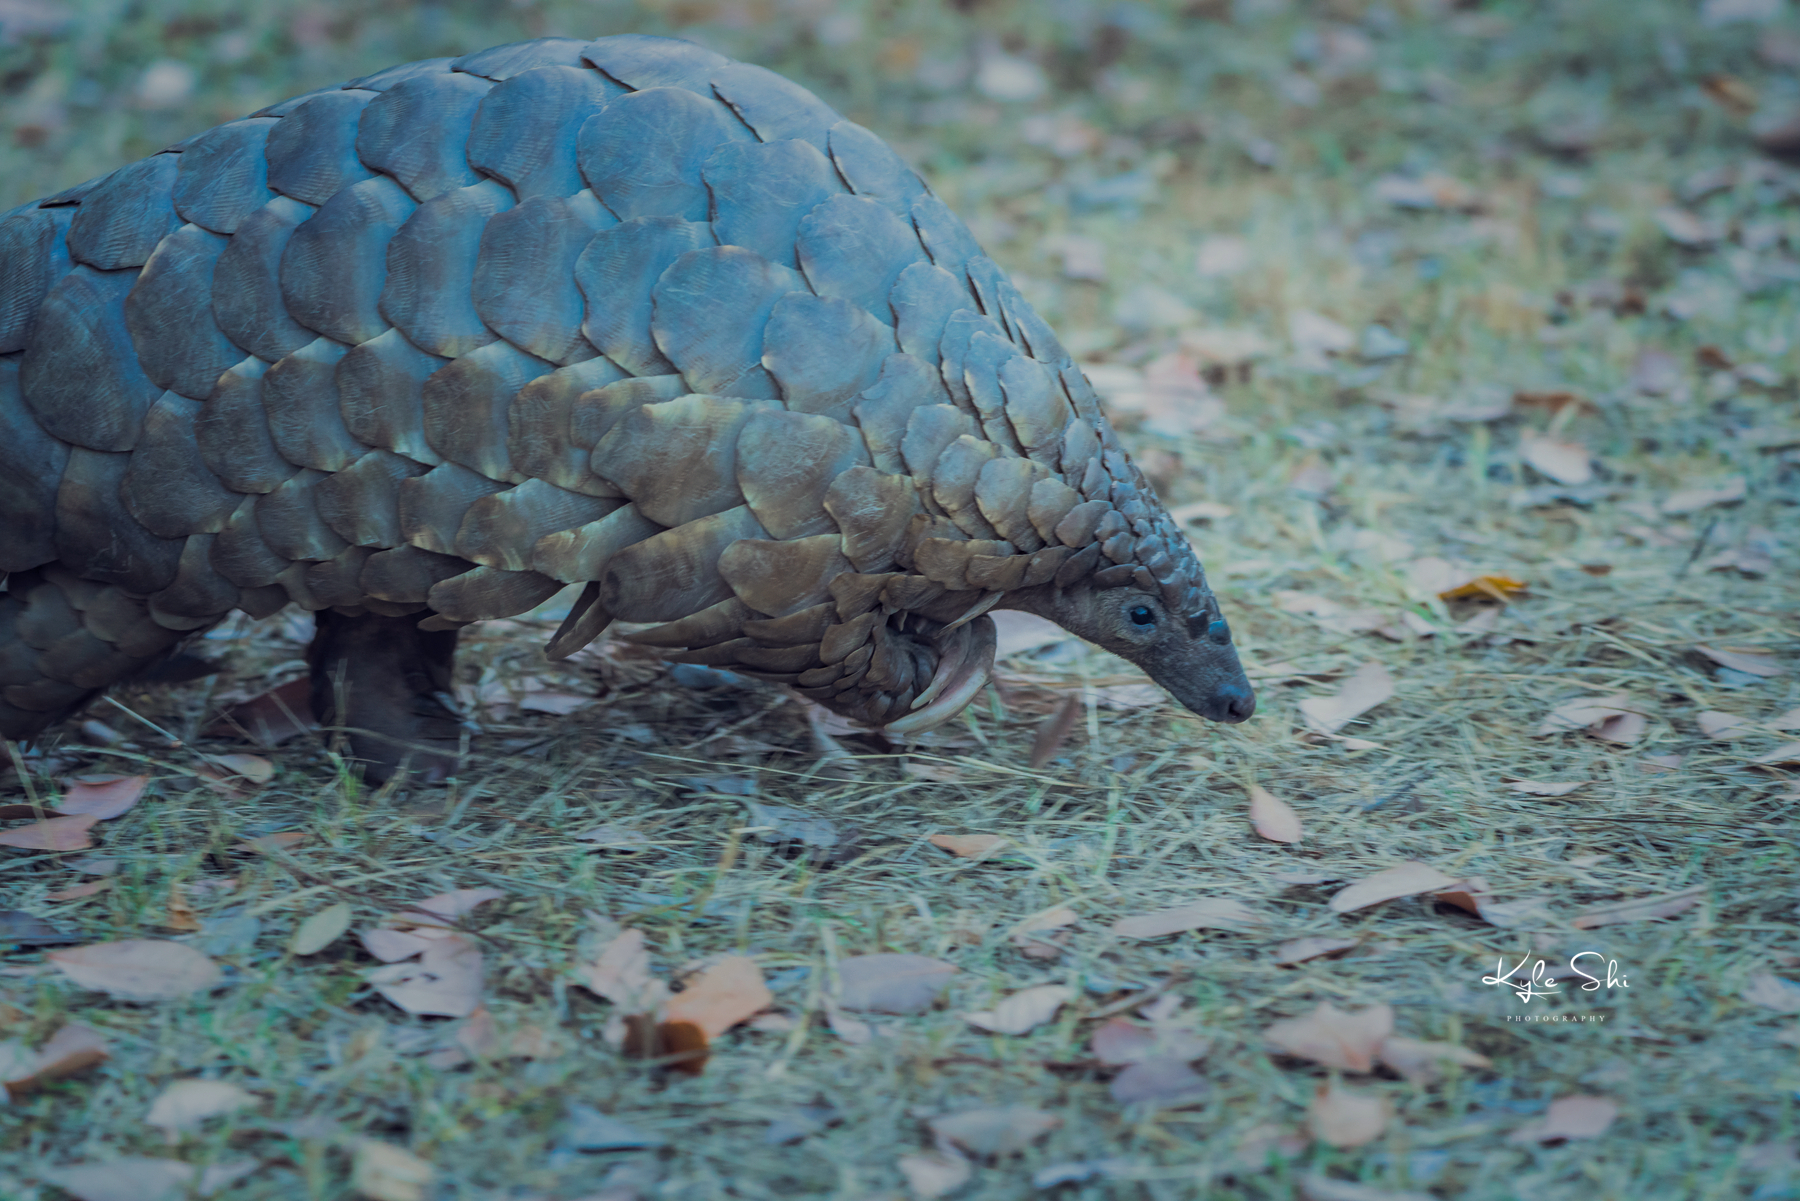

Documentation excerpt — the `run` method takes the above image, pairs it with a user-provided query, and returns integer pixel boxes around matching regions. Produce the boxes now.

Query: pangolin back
[0,34,1222,735]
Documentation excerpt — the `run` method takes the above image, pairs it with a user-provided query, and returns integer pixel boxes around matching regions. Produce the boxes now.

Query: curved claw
[882,615,997,736]
[908,620,972,711]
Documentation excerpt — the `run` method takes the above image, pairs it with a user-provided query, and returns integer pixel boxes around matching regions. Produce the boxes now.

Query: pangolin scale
[0,34,1253,780]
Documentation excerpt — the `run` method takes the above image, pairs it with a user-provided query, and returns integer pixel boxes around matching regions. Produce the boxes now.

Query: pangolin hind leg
[307,609,464,785]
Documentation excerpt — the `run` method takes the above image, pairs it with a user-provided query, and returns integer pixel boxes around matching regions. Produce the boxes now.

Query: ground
[3,1,1799,1199]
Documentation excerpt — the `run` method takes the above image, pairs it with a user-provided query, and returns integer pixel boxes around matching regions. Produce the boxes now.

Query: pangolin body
[0,34,1253,764]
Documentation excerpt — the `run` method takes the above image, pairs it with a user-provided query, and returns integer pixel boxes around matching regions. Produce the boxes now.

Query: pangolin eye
[1129,605,1156,627]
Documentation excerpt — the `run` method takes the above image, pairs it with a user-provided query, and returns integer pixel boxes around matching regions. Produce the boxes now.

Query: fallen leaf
[1571,885,1705,929]
[236,831,306,854]
[1743,973,1800,1013]
[517,691,594,715]
[56,775,149,819]
[1264,1002,1394,1071]
[1300,1172,1437,1201]
[366,934,484,1017]
[1273,937,1359,966]
[928,833,1009,859]
[351,1140,434,1201]
[965,984,1071,1035]
[1012,904,1079,939]
[48,939,222,1001]
[1436,573,1529,602]
[896,1151,971,1200]
[207,678,315,747]
[562,1103,666,1151]
[1110,1058,1211,1106]
[580,928,667,1012]
[0,813,98,851]
[1308,1080,1388,1148]
[1090,1017,1156,1065]
[146,1078,257,1135]
[1534,692,1644,739]
[575,824,651,850]
[45,879,112,902]
[38,1158,258,1201]
[1663,476,1746,514]
[1518,430,1593,485]
[928,1106,1060,1158]
[1,1022,108,1100]
[1696,645,1785,677]
[835,953,956,1014]
[0,909,80,946]
[1328,863,1458,914]
[1505,779,1589,797]
[163,883,199,933]
[1112,898,1264,938]
[1697,711,1751,740]
[202,754,275,788]
[1029,695,1082,768]
[290,902,353,956]
[1248,785,1303,842]
[1377,1036,1491,1085]
[664,955,773,1039]
[822,997,874,1044]
[1753,741,1800,766]
[903,760,963,782]
[1507,1095,1618,1143]
[400,887,503,924]
[1298,662,1395,735]
[745,801,841,851]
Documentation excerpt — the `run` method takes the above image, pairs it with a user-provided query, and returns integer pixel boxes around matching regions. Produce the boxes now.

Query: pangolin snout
[1197,679,1256,724]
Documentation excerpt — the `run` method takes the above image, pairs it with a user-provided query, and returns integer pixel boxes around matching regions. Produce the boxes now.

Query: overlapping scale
[578,86,751,222]
[474,193,614,364]
[468,66,624,199]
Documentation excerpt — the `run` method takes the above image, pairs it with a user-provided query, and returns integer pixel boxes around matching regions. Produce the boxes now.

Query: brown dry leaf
[351,1140,434,1201]
[290,902,353,956]
[1012,904,1079,940]
[1696,645,1786,677]
[1090,1017,1155,1065]
[1308,1080,1389,1148]
[896,1150,971,1200]
[1742,973,1800,1013]
[1112,897,1264,938]
[903,761,963,783]
[1110,1058,1211,1106]
[56,775,148,819]
[1030,695,1082,768]
[822,997,874,1045]
[1571,885,1705,929]
[237,831,306,853]
[208,677,315,747]
[45,879,112,902]
[401,887,503,924]
[929,833,1009,859]
[39,1157,258,1201]
[1298,662,1395,735]
[366,934,485,1018]
[1328,862,1458,914]
[964,984,1071,1035]
[203,754,275,788]
[1,1022,108,1100]
[1534,693,1641,737]
[1436,573,1529,602]
[1519,430,1593,485]
[1505,779,1589,797]
[928,1106,1060,1158]
[664,955,773,1039]
[1508,1095,1618,1143]
[1300,1173,1437,1201]
[1377,1036,1491,1085]
[1697,711,1751,740]
[580,928,667,1012]
[1662,476,1746,515]
[1248,785,1303,843]
[0,813,97,851]
[48,939,222,1002]
[1273,937,1359,966]
[145,1078,257,1135]
[163,884,200,933]
[1754,742,1800,766]
[1264,1002,1394,1071]
[836,953,956,1014]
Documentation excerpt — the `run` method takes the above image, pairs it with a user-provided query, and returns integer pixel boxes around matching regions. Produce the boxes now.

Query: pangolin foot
[307,610,466,785]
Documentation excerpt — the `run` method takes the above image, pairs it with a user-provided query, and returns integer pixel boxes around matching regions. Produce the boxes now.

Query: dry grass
[4,2,1800,1199]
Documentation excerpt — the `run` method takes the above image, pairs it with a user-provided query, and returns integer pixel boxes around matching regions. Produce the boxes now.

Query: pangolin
[0,34,1254,780]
